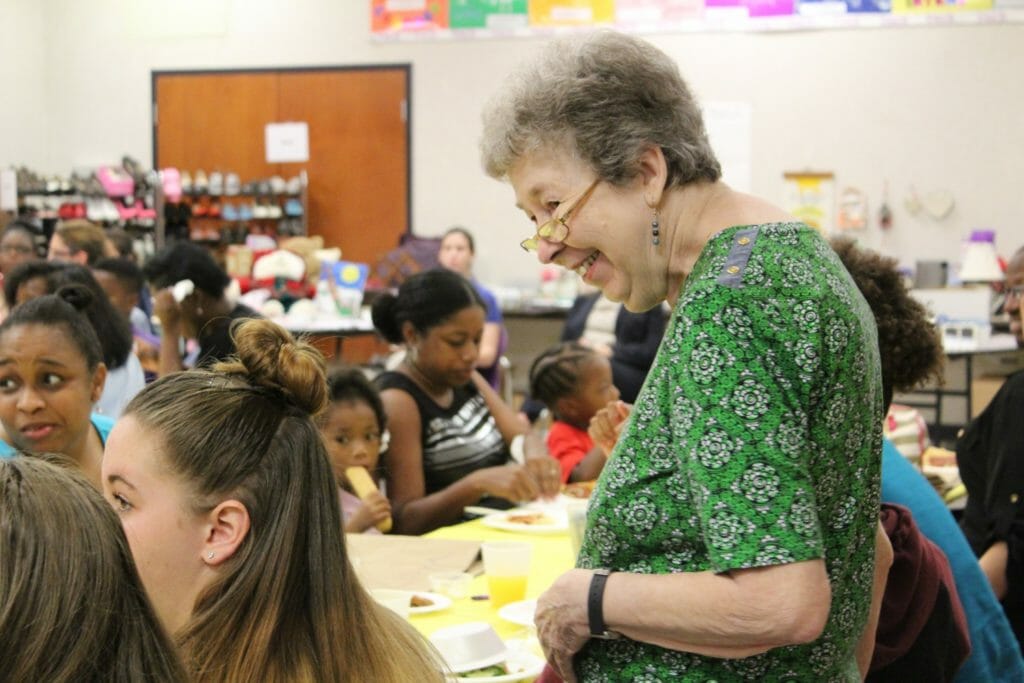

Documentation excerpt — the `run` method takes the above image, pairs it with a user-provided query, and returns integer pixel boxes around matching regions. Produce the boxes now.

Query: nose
[16,386,45,413]
[535,239,562,265]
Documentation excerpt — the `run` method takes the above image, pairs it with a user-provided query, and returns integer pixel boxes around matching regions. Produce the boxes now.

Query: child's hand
[589,400,632,454]
[470,464,540,503]
[345,490,392,533]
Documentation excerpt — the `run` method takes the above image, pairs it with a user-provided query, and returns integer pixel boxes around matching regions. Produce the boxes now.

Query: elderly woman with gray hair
[481,31,887,681]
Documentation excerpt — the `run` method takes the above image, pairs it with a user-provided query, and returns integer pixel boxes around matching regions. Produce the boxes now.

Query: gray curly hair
[480,31,721,188]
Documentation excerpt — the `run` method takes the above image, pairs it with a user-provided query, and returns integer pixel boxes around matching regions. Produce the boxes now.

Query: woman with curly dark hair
[833,236,1024,682]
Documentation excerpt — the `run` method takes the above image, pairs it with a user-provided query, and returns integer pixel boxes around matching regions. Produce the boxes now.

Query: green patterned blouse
[575,223,883,682]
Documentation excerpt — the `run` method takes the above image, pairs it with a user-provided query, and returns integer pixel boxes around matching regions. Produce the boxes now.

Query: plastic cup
[481,541,531,608]
[567,499,589,559]
[429,571,474,599]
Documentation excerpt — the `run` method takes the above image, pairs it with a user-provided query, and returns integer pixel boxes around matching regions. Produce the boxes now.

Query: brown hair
[55,219,107,265]
[0,454,186,682]
[123,318,441,682]
[831,237,945,411]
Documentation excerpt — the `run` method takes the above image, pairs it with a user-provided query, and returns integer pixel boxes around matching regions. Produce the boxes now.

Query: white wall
[6,0,1024,288]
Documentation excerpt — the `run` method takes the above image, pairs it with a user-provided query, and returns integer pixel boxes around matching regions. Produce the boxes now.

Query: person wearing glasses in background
[0,220,41,320]
[957,245,1024,653]
[481,31,888,681]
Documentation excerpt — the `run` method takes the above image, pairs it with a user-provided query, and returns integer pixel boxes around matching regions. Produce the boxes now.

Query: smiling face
[438,232,474,278]
[407,305,486,389]
[321,399,383,483]
[0,323,105,456]
[101,415,209,635]
[509,151,665,312]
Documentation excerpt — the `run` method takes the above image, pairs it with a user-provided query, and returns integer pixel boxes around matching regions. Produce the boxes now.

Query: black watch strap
[588,569,621,640]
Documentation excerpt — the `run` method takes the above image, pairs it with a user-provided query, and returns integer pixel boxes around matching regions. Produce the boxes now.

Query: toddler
[529,341,620,484]
[321,367,392,533]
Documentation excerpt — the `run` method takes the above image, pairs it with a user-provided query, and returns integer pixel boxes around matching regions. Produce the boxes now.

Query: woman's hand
[524,456,562,498]
[469,464,540,503]
[345,490,392,533]
[535,569,592,683]
[152,287,183,333]
[589,400,632,454]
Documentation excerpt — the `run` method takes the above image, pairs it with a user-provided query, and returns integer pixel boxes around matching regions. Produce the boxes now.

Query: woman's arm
[152,288,183,376]
[980,540,1009,599]
[854,520,894,678]
[476,321,502,369]
[472,371,528,441]
[536,560,831,682]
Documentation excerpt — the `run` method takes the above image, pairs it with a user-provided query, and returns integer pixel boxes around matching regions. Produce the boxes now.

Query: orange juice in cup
[481,541,531,608]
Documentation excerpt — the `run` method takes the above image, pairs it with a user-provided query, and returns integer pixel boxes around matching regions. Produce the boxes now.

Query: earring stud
[207,552,215,560]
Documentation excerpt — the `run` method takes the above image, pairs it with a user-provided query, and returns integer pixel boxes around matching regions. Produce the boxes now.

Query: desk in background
[275,314,377,361]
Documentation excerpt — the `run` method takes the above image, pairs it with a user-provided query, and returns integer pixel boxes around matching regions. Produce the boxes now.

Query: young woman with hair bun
[101,318,442,682]
[0,454,186,682]
[0,285,112,488]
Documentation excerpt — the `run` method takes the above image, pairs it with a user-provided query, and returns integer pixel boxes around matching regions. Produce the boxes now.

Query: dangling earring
[651,210,661,246]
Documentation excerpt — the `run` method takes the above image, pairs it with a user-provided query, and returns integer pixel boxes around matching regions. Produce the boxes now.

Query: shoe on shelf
[266,202,283,220]
[222,203,239,221]
[284,198,303,217]
[97,166,134,197]
[208,201,222,218]
[225,172,240,196]
[239,203,254,221]
[161,168,183,202]
[180,171,193,195]
[269,175,286,195]
[209,172,224,196]
[193,169,209,195]
[285,175,302,195]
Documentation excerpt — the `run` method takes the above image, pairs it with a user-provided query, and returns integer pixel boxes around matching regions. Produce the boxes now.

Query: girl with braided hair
[529,341,619,484]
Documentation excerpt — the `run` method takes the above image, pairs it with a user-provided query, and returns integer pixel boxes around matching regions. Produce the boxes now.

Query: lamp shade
[960,229,1003,283]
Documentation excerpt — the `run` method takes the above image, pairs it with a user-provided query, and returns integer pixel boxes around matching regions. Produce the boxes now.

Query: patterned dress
[575,223,882,682]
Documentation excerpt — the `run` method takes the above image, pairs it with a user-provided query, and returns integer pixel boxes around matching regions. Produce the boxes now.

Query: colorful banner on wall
[528,0,616,25]
[615,0,703,23]
[450,0,529,28]
[705,0,794,17]
[371,0,449,32]
[784,171,835,233]
[892,0,991,12]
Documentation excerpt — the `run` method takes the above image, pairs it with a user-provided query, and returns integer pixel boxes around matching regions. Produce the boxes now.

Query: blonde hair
[123,319,442,682]
[0,454,186,682]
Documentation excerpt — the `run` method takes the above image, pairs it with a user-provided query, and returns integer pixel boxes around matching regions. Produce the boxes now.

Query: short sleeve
[669,281,826,573]
[546,422,591,483]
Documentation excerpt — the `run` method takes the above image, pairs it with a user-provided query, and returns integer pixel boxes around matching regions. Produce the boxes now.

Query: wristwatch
[588,568,622,640]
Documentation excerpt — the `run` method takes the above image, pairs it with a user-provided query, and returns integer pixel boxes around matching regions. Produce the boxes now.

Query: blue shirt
[882,438,1024,682]
[0,414,115,458]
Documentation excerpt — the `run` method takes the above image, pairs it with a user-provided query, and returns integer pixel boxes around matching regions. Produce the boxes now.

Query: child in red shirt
[529,341,620,484]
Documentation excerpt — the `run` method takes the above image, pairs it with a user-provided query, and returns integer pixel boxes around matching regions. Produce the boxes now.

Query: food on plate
[410,594,434,608]
[460,663,509,678]
[505,512,554,526]
[562,480,597,499]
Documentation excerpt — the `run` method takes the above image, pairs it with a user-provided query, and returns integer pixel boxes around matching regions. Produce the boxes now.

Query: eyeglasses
[520,179,601,253]
[1006,285,1024,302]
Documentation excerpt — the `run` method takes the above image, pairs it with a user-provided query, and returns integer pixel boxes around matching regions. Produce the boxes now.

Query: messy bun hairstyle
[371,268,485,344]
[0,284,104,372]
[121,318,439,682]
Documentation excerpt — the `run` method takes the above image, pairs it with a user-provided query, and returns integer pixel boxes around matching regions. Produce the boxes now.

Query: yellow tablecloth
[410,518,576,641]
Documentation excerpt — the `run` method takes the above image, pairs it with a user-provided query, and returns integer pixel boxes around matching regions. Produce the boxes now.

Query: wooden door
[154,66,410,263]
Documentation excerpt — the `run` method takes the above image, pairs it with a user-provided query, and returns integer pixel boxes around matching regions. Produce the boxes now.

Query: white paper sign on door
[0,169,16,211]
[265,122,310,163]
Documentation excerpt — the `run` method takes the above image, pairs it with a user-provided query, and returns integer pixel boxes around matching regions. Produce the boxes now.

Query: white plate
[497,599,536,628]
[409,591,453,615]
[453,640,545,683]
[480,510,568,535]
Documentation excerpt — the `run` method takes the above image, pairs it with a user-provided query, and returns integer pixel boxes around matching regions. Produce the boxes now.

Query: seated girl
[101,318,440,682]
[529,341,620,484]
[0,286,111,488]
[322,366,393,534]
[371,268,561,535]
[0,454,185,681]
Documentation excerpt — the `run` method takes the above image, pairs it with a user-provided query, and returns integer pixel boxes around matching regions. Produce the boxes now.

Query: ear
[400,320,419,347]
[201,499,251,566]
[554,395,580,423]
[636,145,670,209]
[90,363,108,404]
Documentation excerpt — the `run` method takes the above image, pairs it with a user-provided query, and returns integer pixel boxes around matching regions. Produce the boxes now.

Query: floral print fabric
[575,223,883,682]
